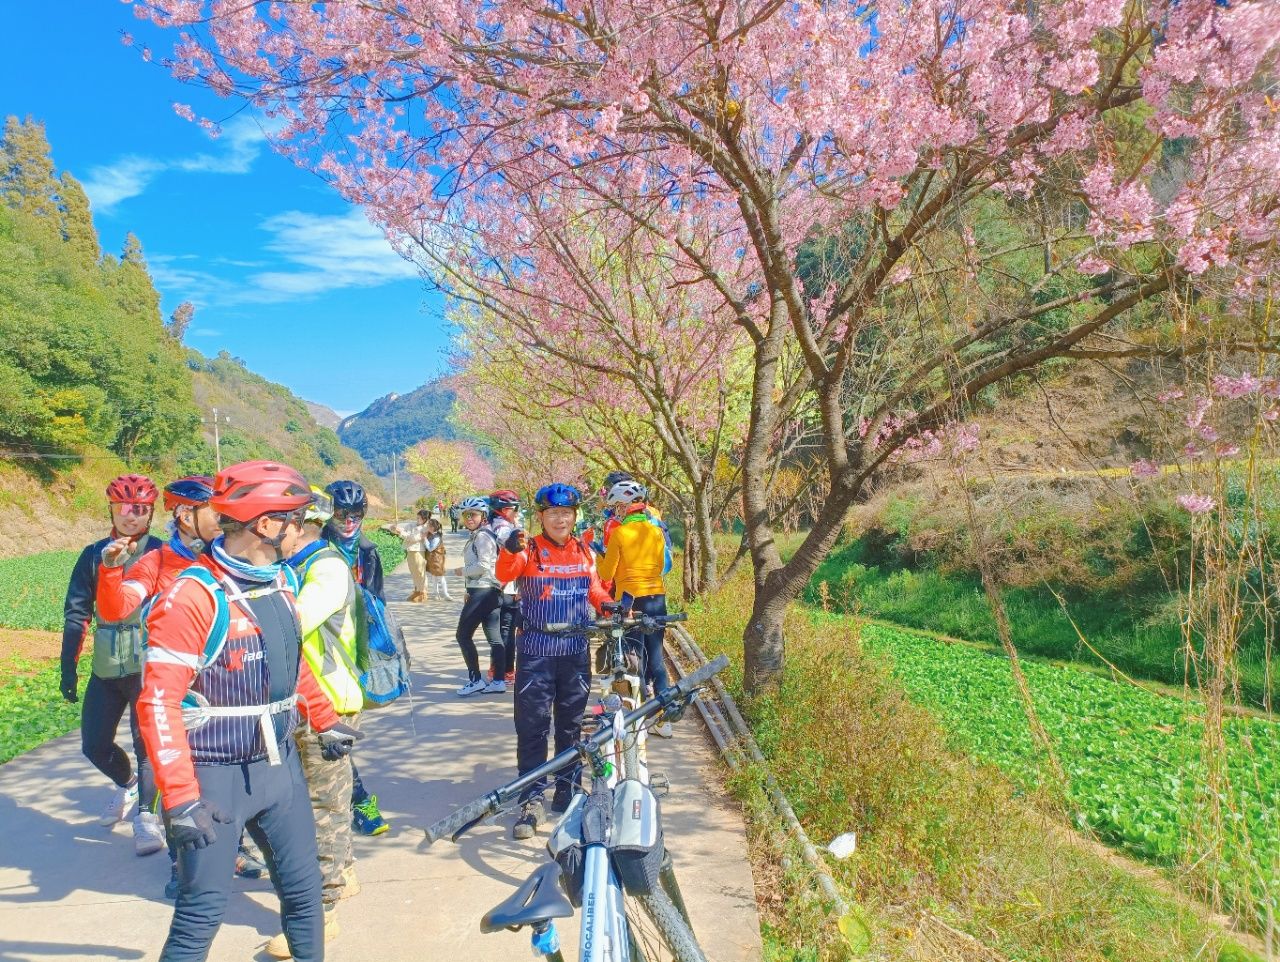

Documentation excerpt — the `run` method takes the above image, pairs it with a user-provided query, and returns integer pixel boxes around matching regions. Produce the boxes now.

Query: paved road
[0,533,761,961]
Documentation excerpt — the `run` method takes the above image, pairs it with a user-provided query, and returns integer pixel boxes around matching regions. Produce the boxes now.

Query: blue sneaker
[352,794,389,836]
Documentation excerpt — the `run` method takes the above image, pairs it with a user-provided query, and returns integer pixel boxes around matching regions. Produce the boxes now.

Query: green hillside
[337,379,456,468]
[183,348,383,497]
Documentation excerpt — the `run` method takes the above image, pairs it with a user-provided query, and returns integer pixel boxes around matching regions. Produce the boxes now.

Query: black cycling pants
[514,648,591,803]
[499,596,521,671]
[626,594,669,695]
[81,672,157,810]
[161,743,322,962]
[456,587,504,682]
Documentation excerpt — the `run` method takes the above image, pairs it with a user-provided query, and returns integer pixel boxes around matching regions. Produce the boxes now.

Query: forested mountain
[0,115,382,508]
[337,378,456,469]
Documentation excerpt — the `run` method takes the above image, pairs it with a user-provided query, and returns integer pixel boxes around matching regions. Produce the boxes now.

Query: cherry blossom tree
[139,0,1280,688]
[405,438,494,505]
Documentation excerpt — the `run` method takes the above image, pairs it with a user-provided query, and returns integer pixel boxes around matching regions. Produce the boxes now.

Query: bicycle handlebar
[542,611,688,635]
[423,653,728,845]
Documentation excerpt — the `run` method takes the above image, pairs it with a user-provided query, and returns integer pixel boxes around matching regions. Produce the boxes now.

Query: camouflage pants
[295,712,359,907]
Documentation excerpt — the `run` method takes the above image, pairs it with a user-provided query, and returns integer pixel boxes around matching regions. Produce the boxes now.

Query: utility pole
[202,407,231,471]
[391,454,400,521]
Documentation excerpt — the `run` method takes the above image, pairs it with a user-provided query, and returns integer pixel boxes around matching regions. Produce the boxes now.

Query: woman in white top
[382,509,430,602]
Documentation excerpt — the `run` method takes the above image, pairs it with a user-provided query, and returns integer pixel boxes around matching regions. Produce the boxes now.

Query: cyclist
[322,480,388,836]
[450,495,507,696]
[496,483,611,838]
[583,469,637,558]
[596,479,674,737]
[265,487,363,957]
[59,474,163,842]
[137,460,360,962]
[98,475,268,886]
[488,489,522,684]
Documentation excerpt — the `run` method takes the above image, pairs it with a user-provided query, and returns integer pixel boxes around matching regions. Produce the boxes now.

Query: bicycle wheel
[623,886,708,962]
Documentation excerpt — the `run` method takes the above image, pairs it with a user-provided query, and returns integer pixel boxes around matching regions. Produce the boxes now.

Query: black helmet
[325,480,367,512]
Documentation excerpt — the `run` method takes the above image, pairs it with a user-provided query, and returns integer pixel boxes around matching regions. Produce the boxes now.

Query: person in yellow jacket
[595,479,674,737]
[269,488,364,957]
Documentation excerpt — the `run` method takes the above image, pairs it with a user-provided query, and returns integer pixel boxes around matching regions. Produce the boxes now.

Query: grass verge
[0,657,85,765]
[684,578,1263,961]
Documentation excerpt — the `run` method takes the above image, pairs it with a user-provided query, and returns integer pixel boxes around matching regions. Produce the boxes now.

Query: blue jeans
[626,594,669,695]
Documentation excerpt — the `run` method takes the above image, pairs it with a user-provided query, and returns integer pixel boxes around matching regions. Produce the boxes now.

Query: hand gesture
[101,537,135,569]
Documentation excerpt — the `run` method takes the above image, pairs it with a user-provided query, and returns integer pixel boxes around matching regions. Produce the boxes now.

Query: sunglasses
[113,503,152,517]
[266,508,308,527]
[335,509,365,521]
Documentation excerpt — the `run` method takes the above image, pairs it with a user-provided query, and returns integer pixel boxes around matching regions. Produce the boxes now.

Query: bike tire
[625,887,708,962]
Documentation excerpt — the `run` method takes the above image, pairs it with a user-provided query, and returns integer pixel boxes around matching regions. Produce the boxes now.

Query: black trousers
[160,744,323,962]
[514,648,591,803]
[499,595,521,674]
[81,672,157,810]
[456,587,504,681]
[626,594,670,695]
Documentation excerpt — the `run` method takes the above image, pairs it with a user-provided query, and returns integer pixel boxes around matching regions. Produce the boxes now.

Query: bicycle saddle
[480,861,574,933]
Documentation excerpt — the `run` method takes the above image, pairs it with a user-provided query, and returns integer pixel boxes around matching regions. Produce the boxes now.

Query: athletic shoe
[653,721,674,739]
[266,910,339,958]
[133,811,166,856]
[235,843,266,879]
[98,781,138,826]
[549,785,575,815]
[457,677,487,697]
[483,678,507,694]
[164,863,180,900]
[352,795,390,836]
[339,865,361,899]
[513,799,544,840]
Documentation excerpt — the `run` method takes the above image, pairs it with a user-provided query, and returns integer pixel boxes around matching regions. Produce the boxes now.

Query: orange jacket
[97,543,196,623]
[137,555,339,809]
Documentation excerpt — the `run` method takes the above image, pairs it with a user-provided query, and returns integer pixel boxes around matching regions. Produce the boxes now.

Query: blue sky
[0,5,451,416]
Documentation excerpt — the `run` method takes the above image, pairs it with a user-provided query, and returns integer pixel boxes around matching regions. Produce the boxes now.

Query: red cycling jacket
[97,543,193,623]
[136,554,339,810]
[496,534,611,657]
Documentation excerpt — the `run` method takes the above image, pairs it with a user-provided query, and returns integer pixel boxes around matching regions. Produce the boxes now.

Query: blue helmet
[534,483,582,510]
[163,475,214,512]
[325,480,367,513]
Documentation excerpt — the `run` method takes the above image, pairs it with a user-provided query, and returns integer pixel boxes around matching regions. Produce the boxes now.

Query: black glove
[504,529,527,554]
[317,722,364,761]
[59,658,78,703]
[168,799,232,851]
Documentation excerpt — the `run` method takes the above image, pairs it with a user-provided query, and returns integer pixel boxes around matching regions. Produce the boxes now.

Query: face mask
[211,537,282,583]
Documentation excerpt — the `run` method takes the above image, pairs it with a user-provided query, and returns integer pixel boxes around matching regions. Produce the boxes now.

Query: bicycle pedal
[648,773,670,797]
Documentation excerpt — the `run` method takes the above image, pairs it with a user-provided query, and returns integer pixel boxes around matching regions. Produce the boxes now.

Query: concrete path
[0,532,762,961]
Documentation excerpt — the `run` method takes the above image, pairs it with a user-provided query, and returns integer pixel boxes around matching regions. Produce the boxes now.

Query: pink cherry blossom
[1211,372,1262,400]
[1130,459,1160,479]
[1176,493,1216,515]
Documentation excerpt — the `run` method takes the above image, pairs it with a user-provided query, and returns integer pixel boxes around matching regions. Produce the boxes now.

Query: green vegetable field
[837,615,1280,928]
[0,550,78,631]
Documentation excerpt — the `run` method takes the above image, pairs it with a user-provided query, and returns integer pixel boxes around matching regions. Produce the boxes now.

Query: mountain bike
[424,654,728,962]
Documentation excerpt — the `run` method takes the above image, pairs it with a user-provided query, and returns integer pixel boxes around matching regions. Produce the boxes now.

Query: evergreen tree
[121,231,145,265]
[58,172,99,267]
[0,116,60,221]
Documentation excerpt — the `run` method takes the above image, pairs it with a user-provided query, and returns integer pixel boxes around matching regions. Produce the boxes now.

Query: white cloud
[82,116,269,214]
[149,208,421,308]
[189,328,224,338]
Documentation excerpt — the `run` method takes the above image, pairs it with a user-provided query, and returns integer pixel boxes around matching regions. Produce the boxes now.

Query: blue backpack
[350,586,412,708]
[642,511,674,576]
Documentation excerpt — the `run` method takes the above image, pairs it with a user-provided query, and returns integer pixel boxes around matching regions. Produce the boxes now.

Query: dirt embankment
[0,456,123,559]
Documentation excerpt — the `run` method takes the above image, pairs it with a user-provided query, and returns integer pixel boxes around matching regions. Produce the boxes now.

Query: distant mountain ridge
[304,399,343,431]
[338,378,456,468]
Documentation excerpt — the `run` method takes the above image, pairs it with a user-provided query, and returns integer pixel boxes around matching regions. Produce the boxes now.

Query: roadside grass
[684,574,1262,962]
[0,657,85,765]
[0,550,78,631]
[365,527,406,575]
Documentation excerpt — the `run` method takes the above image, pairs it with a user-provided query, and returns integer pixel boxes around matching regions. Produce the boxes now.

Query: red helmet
[209,460,312,523]
[163,475,215,512]
[106,474,159,505]
[490,489,520,510]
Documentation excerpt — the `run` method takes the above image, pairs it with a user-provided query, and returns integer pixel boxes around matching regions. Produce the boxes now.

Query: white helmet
[606,480,647,507]
[459,495,490,514]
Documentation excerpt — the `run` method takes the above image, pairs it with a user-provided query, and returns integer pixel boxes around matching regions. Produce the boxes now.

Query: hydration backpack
[348,586,412,708]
